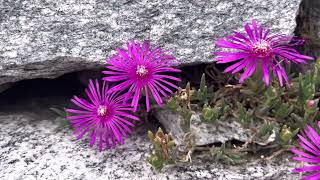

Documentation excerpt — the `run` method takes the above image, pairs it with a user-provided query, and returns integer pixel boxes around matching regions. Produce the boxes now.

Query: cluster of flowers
[66,20,317,179]
[66,41,181,151]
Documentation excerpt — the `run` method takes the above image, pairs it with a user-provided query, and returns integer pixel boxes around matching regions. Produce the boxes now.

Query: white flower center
[97,105,108,117]
[136,65,148,76]
[252,40,271,56]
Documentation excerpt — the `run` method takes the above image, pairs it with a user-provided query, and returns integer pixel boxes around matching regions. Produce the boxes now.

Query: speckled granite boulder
[0,0,302,86]
[0,113,299,180]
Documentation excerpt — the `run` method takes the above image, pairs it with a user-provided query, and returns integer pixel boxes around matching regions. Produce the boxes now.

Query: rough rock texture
[154,110,251,146]
[0,0,302,86]
[154,110,276,146]
[0,112,299,180]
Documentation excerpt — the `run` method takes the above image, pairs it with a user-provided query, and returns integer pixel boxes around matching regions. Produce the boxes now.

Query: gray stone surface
[0,0,302,86]
[0,112,299,180]
[0,84,299,180]
[154,109,276,147]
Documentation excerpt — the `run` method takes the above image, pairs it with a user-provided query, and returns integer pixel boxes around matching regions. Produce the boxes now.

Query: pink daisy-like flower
[291,121,320,180]
[214,19,313,86]
[103,41,181,112]
[66,79,139,151]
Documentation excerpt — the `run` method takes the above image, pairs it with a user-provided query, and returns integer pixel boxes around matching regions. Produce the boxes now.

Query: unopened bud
[306,100,316,109]
[156,127,164,138]
[279,125,298,145]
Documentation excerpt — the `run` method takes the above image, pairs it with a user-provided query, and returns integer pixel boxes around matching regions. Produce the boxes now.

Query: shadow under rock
[0,69,161,128]
[0,69,95,121]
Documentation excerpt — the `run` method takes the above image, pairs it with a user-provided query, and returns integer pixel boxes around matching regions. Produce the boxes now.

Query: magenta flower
[214,20,313,86]
[291,122,320,180]
[66,79,139,151]
[103,41,181,112]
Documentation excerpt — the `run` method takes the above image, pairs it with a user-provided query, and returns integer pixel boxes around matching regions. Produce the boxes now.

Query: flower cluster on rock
[67,41,180,150]
[66,21,316,179]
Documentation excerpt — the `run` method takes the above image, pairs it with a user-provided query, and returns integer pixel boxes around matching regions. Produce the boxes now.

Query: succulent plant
[159,61,320,169]
[175,82,195,109]
[180,107,192,132]
[278,125,299,145]
[197,74,208,105]
[147,128,176,171]
[210,143,247,165]
[200,102,229,123]
[258,122,274,140]
[236,102,253,128]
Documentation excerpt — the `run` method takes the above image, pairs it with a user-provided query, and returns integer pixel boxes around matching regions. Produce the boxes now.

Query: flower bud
[279,125,299,145]
[306,100,316,109]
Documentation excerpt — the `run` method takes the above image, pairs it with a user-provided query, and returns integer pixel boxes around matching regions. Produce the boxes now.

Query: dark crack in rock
[295,0,320,57]
[0,0,302,86]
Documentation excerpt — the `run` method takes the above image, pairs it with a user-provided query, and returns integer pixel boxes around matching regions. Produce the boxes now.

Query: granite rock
[154,109,277,147]
[0,80,299,180]
[0,0,302,86]
[0,112,299,180]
